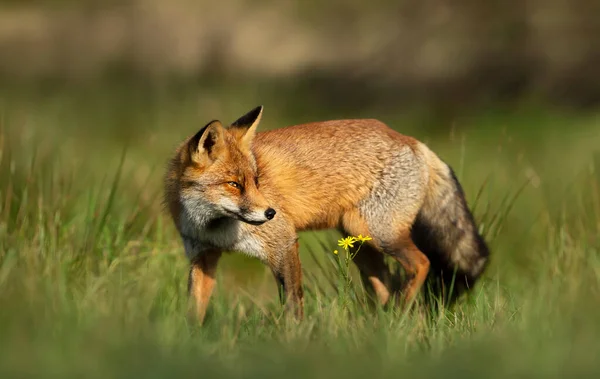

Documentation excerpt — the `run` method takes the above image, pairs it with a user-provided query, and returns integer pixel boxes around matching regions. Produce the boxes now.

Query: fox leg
[351,244,393,306]
[356,151,431,305]
[381,231,430,305]
[340,212,392,306]
[269,239,304,320]
[188,250,222,323]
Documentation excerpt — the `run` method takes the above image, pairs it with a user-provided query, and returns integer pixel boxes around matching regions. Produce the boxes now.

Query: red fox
[164,106,489,321]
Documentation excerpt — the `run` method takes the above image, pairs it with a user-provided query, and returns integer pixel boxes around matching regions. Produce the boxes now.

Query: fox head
[170,106,276,228]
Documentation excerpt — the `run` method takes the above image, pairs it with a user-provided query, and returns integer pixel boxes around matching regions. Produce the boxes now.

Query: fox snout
[237,206,276,225]
[217,196,276,225]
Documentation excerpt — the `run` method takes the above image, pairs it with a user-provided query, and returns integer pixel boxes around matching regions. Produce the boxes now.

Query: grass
[0,84,599,378]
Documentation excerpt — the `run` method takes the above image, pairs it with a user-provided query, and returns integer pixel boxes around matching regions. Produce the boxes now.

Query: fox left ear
[229,105,263,146]
[188,120,225,164]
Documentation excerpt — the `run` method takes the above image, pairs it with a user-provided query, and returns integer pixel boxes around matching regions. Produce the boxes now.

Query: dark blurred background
[1,0,599,111]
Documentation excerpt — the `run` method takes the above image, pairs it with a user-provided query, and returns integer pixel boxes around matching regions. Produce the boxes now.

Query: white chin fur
[243,210,268,223]
[218,199,240,214]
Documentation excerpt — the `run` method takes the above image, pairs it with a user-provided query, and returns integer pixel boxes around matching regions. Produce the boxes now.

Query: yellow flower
[333,250,339,255]
[337,237,356,249]
[356,234,372,242]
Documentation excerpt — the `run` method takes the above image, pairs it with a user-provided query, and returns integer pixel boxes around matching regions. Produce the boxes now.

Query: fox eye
[227,181,242,189]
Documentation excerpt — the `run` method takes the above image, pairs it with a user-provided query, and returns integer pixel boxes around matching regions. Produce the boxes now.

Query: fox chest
[180,218,267,261]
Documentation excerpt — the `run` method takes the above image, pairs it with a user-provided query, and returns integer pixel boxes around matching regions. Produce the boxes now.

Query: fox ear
[229,105,263,146]
[189,120,225,163]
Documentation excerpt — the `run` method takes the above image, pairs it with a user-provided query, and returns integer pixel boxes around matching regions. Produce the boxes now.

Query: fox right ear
[188,120,225,163]
[229,105,263,147]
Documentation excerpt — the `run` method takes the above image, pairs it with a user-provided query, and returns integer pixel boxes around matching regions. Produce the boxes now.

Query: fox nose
[264,208,276,220]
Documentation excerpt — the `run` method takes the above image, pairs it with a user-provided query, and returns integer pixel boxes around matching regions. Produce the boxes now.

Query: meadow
[1,83,599,378]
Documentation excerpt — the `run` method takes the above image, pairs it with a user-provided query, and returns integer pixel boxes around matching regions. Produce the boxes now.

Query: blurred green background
[0,1,599,378]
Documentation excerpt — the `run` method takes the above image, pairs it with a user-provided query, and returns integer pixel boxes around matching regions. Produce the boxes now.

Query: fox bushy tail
[411,146,490,304]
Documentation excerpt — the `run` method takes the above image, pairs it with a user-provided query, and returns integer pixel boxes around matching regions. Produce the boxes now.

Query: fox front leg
[269,239,304,321]
[187,249,222,324]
